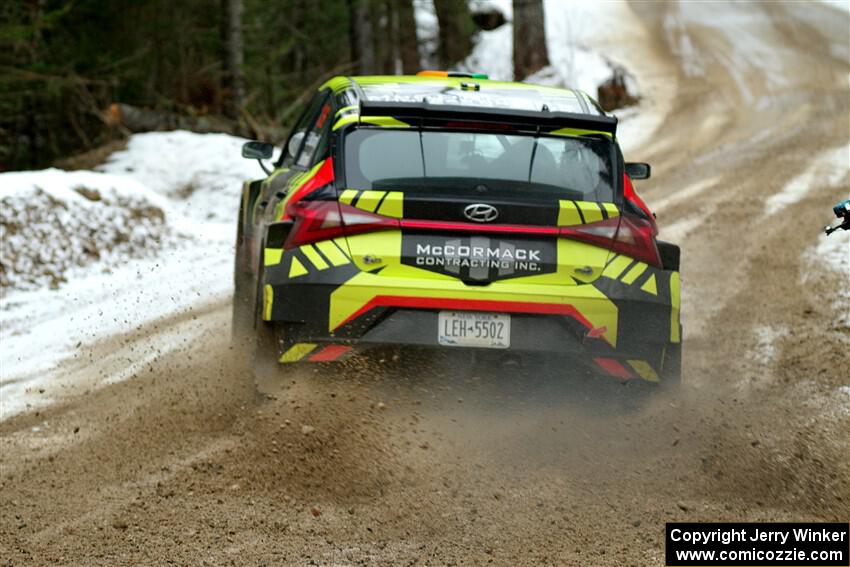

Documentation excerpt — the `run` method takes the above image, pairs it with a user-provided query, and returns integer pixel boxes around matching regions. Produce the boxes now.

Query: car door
[243,90,332,272]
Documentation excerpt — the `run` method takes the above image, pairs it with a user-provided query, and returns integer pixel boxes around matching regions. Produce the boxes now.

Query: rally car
[233,72,682,387]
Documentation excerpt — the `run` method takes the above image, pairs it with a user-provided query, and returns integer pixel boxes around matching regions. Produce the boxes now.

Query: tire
[231,210,254,340]
[659,341,682,389]
[251,262,286,397]
[606,342,682,412]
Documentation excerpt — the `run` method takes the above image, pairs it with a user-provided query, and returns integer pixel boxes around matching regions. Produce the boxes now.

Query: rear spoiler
[359,99,618,135]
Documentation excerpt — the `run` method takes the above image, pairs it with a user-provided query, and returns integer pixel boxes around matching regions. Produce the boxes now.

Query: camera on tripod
[825,198,850,236]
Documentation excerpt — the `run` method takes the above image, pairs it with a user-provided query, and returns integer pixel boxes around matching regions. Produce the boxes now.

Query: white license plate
[438,311,510,349]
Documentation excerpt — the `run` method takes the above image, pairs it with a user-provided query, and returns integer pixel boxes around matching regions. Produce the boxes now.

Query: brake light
[284,201,398,249]
[560,214,661,268]
[610,213,662,267]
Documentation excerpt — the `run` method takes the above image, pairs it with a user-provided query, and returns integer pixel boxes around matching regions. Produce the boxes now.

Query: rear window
[344,129,615,202]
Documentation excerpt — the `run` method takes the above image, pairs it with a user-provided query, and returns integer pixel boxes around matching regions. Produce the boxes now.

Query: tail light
[609,213,661,267]
[284,201,398,249]
[560,213,661,268]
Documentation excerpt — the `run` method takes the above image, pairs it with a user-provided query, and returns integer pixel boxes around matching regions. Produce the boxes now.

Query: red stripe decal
[308,344,351,362]
[281,158,335,219]
[336,295,599,339]
[594,357,632,379]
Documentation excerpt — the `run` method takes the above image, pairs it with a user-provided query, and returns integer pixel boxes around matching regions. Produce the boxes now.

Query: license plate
[438,311,510,349]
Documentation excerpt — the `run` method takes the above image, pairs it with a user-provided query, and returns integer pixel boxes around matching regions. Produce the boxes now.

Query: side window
[278,91,328,168]
[295,99,333,168]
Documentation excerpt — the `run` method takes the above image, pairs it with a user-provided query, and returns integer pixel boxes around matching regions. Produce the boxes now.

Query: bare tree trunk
[221,0,245,120]
[433,0,473,68]
[512,0,549,80]
[348,0,376,74]
[397,0,420,73]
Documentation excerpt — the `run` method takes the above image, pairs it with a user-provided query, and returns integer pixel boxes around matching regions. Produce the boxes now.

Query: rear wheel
[251,264,286,397]
[660,341,682,388]
[231,211,254,340]
[606,342,682,411]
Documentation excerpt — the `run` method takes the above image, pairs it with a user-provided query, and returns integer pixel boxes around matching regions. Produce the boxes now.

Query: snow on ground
[413,0,439,69]
[803,231,850,330]
[1,169,173,290]
[0,242,232,418]
[1,131,256,419]
[764,143,850,217]
[460,0,615,94]
[98,131,263,225]
[818,0,850,12]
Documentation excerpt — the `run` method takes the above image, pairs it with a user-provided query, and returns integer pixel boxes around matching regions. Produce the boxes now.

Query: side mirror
[625,162,651,180]
[242,141,274,175]
[288,131,305,158]
[242,141,274,160]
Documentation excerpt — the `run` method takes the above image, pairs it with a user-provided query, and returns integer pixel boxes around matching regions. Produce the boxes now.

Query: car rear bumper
[259,246,681,382]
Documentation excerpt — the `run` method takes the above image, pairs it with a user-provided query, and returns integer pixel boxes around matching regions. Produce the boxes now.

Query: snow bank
[0,169,172,290]
[0,240,232,418]
[98,130,263,224]
[1,130,251,418]
[800,220,850,331]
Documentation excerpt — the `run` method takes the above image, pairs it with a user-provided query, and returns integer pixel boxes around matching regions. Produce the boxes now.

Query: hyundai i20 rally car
[233,72,682,387]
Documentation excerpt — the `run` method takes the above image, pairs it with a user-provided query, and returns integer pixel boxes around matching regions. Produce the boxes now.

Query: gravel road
[1,2,848,565]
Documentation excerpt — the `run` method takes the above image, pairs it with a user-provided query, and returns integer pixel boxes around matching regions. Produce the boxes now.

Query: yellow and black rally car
[234,71,682,386]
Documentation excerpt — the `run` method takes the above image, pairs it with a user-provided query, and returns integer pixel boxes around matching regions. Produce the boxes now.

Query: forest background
[1,0,568,171]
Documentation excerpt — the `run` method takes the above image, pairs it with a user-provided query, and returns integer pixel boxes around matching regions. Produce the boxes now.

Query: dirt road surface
[2,2,848,565]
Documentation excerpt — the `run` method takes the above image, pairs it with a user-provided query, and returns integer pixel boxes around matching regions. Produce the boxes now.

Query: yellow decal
[316,240,350,267]
[279,343,317,363]
[360,116,409,128]
[289,257,308,278]
[377,191,404,218]
[333,238,350,258]
[333,114,359,131]
[355,190,384,212]
[620,262,647,285]
[627,359,660,382]
[576,201,603,224]
[264,248,283,267]
[670,272,681,343]
[301,245,329,270]
[335,104,358,117]
[340,189,358,205]
[640,274,658,295]
[333,115,411,131]
[319,76,351,93]
[601,202,620,218]
[263,284,273,321]
[558,200,583,226]
[551,127,613,138]
[559,200,614,225]
[603,255,633,279]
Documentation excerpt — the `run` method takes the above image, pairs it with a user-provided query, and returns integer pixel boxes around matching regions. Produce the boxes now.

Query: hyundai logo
[463,203,499,223]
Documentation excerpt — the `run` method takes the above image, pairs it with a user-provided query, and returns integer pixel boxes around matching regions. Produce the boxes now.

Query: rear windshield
[344,128,615,202]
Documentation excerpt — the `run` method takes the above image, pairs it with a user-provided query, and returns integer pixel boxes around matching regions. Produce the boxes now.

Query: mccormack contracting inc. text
[666,522,849,566]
